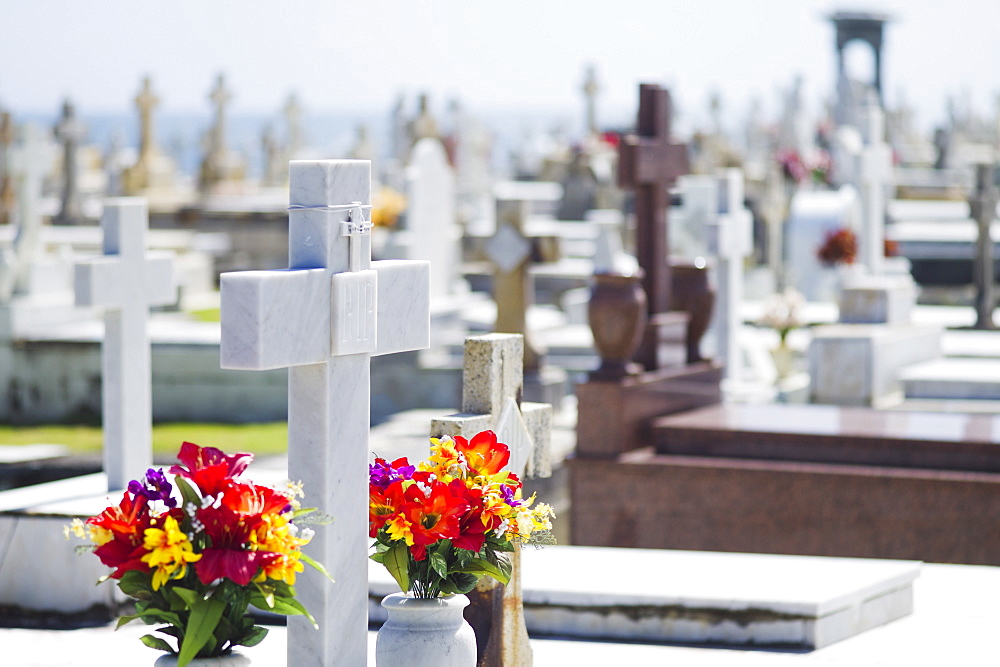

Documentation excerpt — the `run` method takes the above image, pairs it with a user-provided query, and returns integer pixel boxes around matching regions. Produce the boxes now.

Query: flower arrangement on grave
[66,442,330,667]
[758,287,805,345]
[369,430,555,599]
[817,227,858,267]
[371,185,407,228]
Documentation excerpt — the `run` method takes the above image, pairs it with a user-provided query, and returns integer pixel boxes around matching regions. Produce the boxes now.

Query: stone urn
[587,270,648,380]
[670,260,715,364]
[154,652,250,666]
[376,593,477,667]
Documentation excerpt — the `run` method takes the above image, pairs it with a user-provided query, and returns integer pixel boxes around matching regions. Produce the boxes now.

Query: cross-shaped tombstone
[431,333,552,667]
[0,112,14,226]
[581,64,600,137]
[75,198,176,490]
[220,159,430,666]
[53,99,86,225]
[970,163,998,329]
[618,83,690,370]
[135,76,160,162]
[858,99,893,275]
[283,92,304,157]
[486,189,560,373]
[0,124,48,302]
[706,169,753,383]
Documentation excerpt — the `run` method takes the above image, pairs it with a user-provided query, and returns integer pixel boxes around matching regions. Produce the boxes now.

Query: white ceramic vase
[376,593,477,667]
[153,651,250,666]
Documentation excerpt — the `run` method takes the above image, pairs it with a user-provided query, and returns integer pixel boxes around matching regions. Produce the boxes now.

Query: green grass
[188,308,221,323]
[0,422,288,458]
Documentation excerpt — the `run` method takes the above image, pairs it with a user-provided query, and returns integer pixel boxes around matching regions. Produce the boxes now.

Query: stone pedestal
[809,324,942,406]
[838,274,917,324]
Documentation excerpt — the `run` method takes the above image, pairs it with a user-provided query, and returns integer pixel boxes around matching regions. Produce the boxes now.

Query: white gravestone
[405,137,459,299]
[858,102,894,276]
[74,198,176,491]
[220,159,430,667]
[0,125,48,302]
[707,169,753,383]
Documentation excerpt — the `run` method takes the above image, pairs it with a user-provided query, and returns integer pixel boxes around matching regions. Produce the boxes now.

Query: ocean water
[12,107,590,181]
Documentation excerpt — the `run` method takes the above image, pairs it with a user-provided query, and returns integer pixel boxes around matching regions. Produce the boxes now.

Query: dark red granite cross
[618,83,689,315]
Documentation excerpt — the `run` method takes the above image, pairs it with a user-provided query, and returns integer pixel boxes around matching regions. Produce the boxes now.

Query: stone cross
[970,163,998,329]
[582,64,600,137]
[135,76,160,161]
[431,333,552,667]
[858,100,893,275]
[219,160,430,666]
[405,137,458,299]
[0,112,13,226]
[0,125,50,302]
[208,73,232,155]
[706,169,753,383]
[486,189,560,372]
[54,100,85,225]
[75,198,176,491]
[283,93,303,157]
[618,83,690,370]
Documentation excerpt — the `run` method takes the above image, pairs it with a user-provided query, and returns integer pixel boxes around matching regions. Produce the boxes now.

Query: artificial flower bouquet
[817,227,859,267]
[67,442,329,667]
[369,430,554,598]
[759,287,806,344]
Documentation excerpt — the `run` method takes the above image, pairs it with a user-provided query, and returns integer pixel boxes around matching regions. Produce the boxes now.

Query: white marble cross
[219,159,430,667]
[74,198,176,491]
[859,102,893,276]
[0,124,48,302]
[707,169,753,383]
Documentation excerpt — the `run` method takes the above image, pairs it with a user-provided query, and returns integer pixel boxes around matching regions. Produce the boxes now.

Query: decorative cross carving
[618,83,690,369]
[220,159,430,666]
[75,198,176,490]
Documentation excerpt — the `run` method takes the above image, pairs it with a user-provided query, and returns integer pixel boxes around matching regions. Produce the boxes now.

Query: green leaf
[383,542,410,593]
[300,553,335,582]
[136,608,184,628]
[428,550,448,580]
[115,614,140,630]
[173,476,202,511]
[251,594,317,627]
[235,626,269,648]
[118,570,154,600]
[171,586,198,607]
[139,634,175,653]
[453,557,511,585]
[177,597,226,667]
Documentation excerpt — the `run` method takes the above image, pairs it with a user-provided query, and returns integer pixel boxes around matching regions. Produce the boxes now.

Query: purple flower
[369,457,415,490]
[500,484,522,507]
[128,468,177,508]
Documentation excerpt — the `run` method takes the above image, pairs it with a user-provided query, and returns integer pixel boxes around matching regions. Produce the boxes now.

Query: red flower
[402,479,469,546]
[87,492,154,577]
[369,480,408,537]
[220,481,290,516]
[447,480,488,552]
[454,431,509,476]
[194,505,269,586]
[170,442,254,496]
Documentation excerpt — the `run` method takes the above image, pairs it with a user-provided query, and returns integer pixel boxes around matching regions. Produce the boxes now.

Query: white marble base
[809,324,942,406]
[901,357,1000,400]
[838,275,917,325]
[369,546,919,649]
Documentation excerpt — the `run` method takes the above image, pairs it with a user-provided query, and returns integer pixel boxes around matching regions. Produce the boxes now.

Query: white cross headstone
[219,159,430,667]
[74,197,176,491]
[405,137,459,299]
[859,102,893,276]
[707,169,753,383]
[0,125,48,302]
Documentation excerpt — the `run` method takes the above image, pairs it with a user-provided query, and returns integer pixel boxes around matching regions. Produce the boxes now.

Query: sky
[2,0,1000,140]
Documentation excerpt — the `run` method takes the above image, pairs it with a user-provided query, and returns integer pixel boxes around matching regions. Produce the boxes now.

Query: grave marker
[858,99,893,275]
[220,159,430,666]
[970,163,998,329]
[53,100,85,225]
[431,333,552,666]
[618,84,690,370]
[405,137,459,299]
[0,112,13,226]
[0,125,47,302]
[74,198,176,490]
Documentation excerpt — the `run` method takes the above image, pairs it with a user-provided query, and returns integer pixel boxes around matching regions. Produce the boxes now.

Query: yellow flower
[250,512,310,586]
[141,516,201,590]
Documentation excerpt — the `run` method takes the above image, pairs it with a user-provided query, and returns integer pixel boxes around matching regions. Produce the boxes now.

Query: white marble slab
[369,545,919,649]
[900,358,1000,400]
